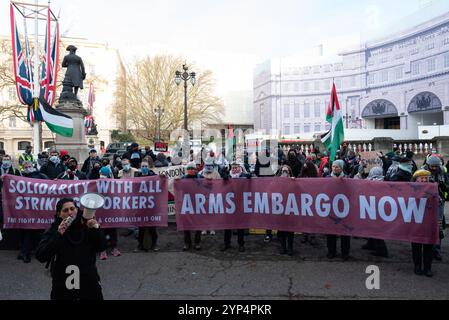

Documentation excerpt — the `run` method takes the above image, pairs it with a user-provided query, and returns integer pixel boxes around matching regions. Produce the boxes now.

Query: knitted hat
[427,155,441,166]
[332,159,345,170]
[186,162,196,170]
[413,169,431,179]
[100,166,111,177]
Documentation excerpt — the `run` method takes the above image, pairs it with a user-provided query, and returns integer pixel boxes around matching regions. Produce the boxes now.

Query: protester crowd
[0,141,446,279]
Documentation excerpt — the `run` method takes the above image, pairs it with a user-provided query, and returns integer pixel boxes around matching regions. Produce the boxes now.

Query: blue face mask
[141,167,149,174]
[49,156,59,164]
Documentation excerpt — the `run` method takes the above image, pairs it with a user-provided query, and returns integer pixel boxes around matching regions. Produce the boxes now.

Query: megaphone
[80,193,105,220]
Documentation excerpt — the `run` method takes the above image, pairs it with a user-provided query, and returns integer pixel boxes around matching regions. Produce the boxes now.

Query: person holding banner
[221,161,251,252]
[0,155,21,235]
[134,160,160,252]
[56,158,87,180]
[277,165,295,256]
[36,198,106,300]
[326,159,351,260]
[16,161,49,263]
[182,162,203,251]
[411,170,435,277]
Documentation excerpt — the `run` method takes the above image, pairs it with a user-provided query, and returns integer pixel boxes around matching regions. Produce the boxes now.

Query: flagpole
[32,0,41,156]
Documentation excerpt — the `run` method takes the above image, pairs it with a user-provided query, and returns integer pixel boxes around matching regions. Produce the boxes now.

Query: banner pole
[32,0,41,156]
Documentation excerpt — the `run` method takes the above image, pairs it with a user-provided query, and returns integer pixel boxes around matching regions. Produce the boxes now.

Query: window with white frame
[284,124,291,135]
[304,123,311,133]
[8,87,16,100]
[9,117,16,128]
[445,54,449,68]
[382,70,388,82]
[444,37,449,45]
[335,79,341,89]
[395,67,403,79]
[350,77,356,87]
[304,101,310,118]
[411,62,420,75]
[368,73,375,85]
[324,79,331,90]
[314,81,320,91]
[314,101,321,117]
[381,57,388,64]
[428,58,436,72]
[294,82,300,92]
[314,123,321,132]
[427,43,434,50]
[283,103,290,118]
[325,122,331,131]
[294,124,300,134]
[18,141,31,150]
[303,82,310,92]
[294,103,300,118]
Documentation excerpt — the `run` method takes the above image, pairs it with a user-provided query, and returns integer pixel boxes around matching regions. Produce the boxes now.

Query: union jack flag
[10,3,34,107]
[87,82,95,115]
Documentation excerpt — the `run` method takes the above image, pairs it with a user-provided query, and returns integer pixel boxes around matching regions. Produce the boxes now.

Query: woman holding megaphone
[36,197,106,300]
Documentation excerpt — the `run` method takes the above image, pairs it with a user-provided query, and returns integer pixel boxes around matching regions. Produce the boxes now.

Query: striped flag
[10,3,34,107]
[87,82,95,115]
[39,98,73,137]
[320,83,344,162]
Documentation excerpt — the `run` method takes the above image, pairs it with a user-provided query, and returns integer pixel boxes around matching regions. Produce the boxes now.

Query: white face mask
[123,164,131,172]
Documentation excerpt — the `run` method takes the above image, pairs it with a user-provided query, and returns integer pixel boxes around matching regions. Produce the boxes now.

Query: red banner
[174,178,440,244]
[2,175,168,229]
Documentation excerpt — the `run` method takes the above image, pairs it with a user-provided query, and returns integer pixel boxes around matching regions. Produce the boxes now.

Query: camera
[65,216,74,227]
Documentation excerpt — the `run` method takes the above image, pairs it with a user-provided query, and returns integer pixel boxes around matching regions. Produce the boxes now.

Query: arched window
[18,141,31,151]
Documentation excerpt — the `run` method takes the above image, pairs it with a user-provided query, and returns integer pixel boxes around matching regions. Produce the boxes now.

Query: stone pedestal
[373,137,394,153]
[54,100,89,163]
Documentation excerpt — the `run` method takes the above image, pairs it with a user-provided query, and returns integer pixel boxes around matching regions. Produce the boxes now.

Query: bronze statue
[60,45,86,102]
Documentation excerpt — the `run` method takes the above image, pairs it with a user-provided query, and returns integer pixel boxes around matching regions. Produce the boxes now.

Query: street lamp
[154,106,164,142]
[175,64,196,131]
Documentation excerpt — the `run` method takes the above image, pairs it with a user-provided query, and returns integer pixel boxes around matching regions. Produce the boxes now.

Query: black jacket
[36,210,106,300]
[81,156,101,175]
[40,162,65,180]
[22,171,49,180]
[56,170,87,180]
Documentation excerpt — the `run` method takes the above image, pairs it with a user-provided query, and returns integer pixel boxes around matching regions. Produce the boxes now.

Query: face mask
[100,175,107,179]
[141,167,149,174]
[2,161,11,169]
[281,171,289,177]
[49,156,59,164]
[123,164,131,171]
[68,165,77,171]
[24,167,34,174]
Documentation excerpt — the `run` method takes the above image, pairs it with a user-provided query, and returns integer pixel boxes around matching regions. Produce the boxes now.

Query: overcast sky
[2,0,449,94]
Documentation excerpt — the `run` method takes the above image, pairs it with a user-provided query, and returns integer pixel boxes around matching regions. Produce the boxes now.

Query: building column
[443,110,449,125]
[400,115,408,130]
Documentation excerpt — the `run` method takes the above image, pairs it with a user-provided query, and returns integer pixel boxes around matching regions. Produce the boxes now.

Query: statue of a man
[60,45,86,101]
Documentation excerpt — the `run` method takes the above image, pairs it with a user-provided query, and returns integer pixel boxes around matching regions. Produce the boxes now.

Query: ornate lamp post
[175,64,196,131]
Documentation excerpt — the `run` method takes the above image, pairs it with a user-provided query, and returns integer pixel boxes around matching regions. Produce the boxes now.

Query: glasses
[62,206,76,213]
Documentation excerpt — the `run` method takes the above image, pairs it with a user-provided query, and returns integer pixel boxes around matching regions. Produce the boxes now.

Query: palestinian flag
[39,98,74,137]
[321,83,344,161]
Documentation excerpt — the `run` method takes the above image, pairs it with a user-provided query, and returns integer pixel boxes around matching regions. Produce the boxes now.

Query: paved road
[1,224,448,300]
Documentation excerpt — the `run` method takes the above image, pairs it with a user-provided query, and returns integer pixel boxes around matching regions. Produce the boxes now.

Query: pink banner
[175,178,440,244]
[2,175,168,229]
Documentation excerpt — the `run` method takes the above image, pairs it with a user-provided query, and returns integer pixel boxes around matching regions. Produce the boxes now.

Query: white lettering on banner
[359,196,427,223]
[272,193,284,215]
[360,196,377,220]
[181,194,194,214]
[225,193,236,214]
[301,194,313,217]
[378,197,398,222]
[333,194,350,218]
[316,194,331,217]
[101,196,155,210]
[243,192,252,213]
[195,194,207,214]
[95,180,134,194]
[285,194,299,216]
[254,193,269,214]
[138,180,162,193]
[209,193,224,214]
[8,180,89,196]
